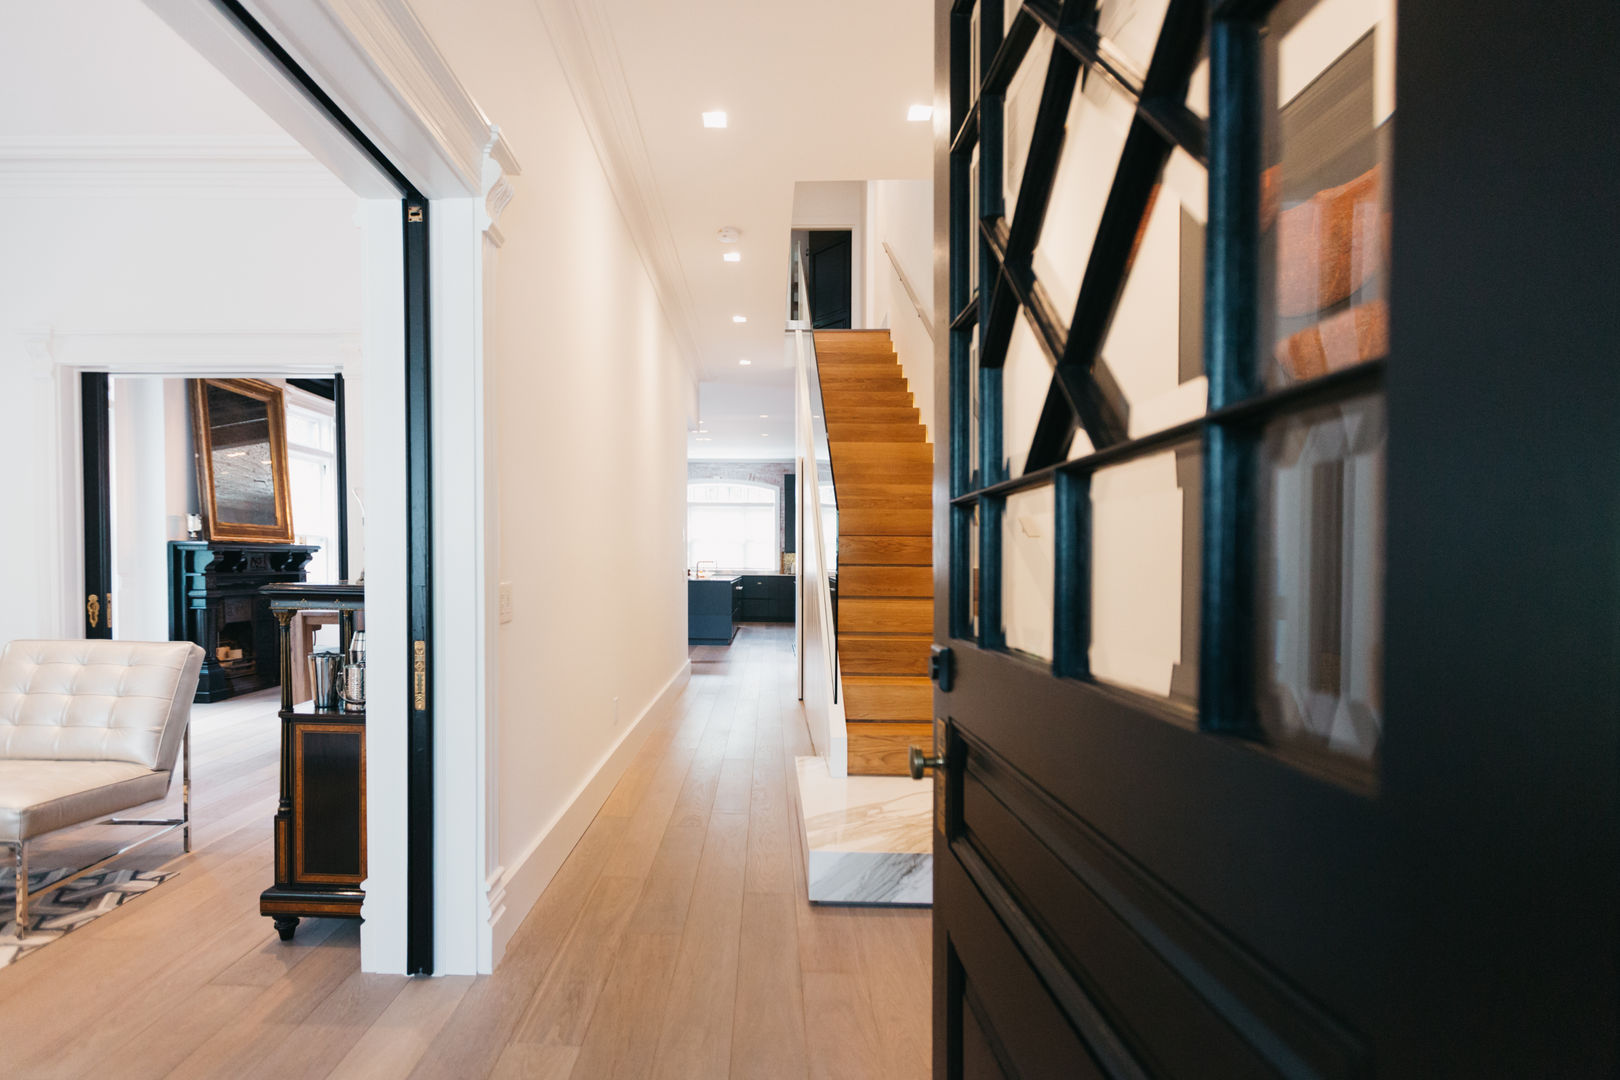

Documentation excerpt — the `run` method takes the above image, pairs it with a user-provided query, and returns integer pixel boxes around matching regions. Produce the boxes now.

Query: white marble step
[794,756,933,906]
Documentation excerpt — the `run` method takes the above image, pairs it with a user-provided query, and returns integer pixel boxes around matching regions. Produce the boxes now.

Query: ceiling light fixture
[722,251,742,262]
[739,359,752,366]
[759,414,769,418]
[732,315,747,323]
[907,104,933,122]
[702,110,728,128]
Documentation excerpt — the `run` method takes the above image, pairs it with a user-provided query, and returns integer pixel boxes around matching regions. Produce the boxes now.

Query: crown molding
[530,0,702,389]
[231,0,520,197]
[0,136,353,198]
[29,328,361,375]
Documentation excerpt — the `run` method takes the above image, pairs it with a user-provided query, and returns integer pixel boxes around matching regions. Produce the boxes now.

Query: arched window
[688,481,778,572]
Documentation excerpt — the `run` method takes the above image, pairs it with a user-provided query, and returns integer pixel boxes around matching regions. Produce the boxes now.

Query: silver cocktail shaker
[340,631,366,712]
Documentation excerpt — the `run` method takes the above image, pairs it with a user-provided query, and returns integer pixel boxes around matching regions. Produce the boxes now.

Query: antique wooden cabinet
[258,582,365,940]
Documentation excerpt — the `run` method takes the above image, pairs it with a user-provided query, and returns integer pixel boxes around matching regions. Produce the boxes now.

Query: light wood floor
[0,624,931,1078]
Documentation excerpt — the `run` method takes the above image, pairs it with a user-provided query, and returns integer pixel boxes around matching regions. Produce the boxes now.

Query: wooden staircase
[815,329,934,776]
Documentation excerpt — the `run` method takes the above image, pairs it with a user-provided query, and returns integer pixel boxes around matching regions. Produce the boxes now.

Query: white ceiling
[591,0,934,458]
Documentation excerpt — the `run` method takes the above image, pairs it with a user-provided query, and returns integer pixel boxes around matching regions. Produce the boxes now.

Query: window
[287,403,339,584]
[688,482,778,572]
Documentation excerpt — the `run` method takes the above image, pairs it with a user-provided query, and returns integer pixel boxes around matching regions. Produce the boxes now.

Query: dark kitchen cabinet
[689,576,741,645]
[739,575,794,623]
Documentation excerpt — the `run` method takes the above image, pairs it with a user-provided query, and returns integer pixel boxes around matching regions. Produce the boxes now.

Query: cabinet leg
[273,916,300,942]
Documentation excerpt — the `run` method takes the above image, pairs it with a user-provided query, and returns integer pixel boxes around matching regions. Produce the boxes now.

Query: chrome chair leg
[182,726,192,854]
[14,841,28,933]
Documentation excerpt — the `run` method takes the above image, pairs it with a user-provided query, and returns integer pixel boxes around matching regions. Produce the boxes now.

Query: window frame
[686,480,782,574]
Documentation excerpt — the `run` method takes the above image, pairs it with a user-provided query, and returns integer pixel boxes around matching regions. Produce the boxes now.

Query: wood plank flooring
[0,624,931,1078]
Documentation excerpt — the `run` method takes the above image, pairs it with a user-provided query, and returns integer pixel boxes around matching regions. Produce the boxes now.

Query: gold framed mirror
[190,378,295,543]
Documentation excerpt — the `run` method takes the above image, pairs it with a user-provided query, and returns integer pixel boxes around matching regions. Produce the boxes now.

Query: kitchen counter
[688,576,743,645]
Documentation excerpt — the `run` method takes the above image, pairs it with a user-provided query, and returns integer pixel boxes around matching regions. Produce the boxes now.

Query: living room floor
[0,624,931,1078]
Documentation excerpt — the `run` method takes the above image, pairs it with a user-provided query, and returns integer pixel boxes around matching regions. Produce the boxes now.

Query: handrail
[881,240,936,343]
[792,242,840,711]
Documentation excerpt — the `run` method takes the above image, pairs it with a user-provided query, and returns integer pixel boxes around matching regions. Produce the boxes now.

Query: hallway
[418,621,933,1078]
[0,625,928,1078]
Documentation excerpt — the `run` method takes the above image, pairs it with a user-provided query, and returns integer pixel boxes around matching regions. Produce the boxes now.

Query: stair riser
[843,683,932,722]
[838,636,932,675]
[836,491,932,509]
[826,424,926,443]
[840,536,933,564]
[839,598,932,634]
[839,510,933,537]
[846,722,935,776]
[839,566,934,597]
[829,407,921,423]
[822,392,913,410]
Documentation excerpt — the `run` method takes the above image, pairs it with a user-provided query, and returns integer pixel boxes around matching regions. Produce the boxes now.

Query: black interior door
[806,229,853,329]
[930,0,1618,1076]
[81,372,113,639]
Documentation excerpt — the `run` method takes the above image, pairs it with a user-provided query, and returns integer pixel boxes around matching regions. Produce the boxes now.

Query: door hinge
[406,205,424,223]
[413,640,427,709]
[929,644,954,693]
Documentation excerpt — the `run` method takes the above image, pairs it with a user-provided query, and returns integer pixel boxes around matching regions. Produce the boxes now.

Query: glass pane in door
[1260,0,1396,387]
[1256,394,1385,761]
[1097,147,1209,439]
[1001,484,1055,660]
[1089,444,1201,704]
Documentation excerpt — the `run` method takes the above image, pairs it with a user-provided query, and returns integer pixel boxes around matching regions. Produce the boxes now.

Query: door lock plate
[929,645,954,693]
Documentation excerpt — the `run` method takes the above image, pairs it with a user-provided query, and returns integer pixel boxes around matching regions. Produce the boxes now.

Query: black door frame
[80,373,113,639]
[73,0,440,975]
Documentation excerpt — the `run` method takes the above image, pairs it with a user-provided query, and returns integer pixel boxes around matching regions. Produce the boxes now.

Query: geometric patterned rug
[0,868,176,969]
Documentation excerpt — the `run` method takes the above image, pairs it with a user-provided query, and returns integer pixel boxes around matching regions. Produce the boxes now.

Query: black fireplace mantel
[168,540,320,703]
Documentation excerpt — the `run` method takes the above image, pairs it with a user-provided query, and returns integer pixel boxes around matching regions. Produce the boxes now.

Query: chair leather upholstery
[0,760,173,843]
[0,640,203,842]
[0,640,203,770]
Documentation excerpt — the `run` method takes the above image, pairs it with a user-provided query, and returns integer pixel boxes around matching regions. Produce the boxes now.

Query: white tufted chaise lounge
[0,639,204,930]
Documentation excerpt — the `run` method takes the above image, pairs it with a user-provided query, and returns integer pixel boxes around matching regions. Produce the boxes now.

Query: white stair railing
[792,242,848,774]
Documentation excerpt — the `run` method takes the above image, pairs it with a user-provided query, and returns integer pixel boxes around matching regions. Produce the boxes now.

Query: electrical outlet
[612,696,621,725]
[498,581,514,624]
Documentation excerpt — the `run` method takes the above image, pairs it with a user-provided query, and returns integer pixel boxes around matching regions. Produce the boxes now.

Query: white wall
[867,178,935,437]
[0,190,364,646]
[108,376,193,642]
[409,0,694,964]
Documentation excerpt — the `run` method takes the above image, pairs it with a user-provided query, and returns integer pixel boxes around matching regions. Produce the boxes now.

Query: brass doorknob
[909,745,945,780]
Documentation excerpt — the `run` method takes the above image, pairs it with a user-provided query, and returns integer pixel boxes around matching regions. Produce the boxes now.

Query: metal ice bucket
[308,649,343,711]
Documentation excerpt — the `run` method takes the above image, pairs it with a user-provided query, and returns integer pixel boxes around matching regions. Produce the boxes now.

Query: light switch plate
[498,581,514,624]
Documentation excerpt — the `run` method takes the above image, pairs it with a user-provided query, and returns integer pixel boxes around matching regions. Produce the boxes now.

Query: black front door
[930,0,1618,1075]
[806,229,854,329]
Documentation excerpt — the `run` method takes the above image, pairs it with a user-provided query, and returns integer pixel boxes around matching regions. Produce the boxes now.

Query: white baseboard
[485,657,691,966]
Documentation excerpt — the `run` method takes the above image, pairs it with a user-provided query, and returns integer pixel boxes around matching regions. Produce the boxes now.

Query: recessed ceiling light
[739,359,752,366]
[907,104,933,122]
[759,414,769,418]
[760,433,769,437]
[722,251,742,262]
[702,110,727,128]
[732,315,747,323]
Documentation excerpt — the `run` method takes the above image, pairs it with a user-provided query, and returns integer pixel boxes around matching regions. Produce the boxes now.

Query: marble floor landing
[794,756,932,905]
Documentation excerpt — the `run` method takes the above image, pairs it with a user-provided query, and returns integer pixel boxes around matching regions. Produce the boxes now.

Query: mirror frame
[190,377,295,543]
